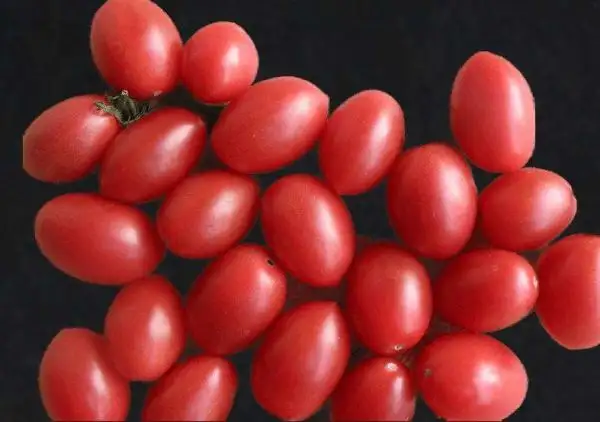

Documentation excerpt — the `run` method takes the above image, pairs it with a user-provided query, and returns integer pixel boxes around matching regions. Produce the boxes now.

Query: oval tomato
[319,90,404,195]
[261,174,355,287]
[100,107,206,203]
[450,51,535,173]
[479,167,576,251]
[386,142,477,259]
[23,95,120,183]
[251,301,350,421]
[211,76,329,173]
[90,0,182,99]
[35,193,164,284]
[39,328,130,421]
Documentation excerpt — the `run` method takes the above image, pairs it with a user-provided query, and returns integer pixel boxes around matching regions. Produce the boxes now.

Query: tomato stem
[95,90,154,127]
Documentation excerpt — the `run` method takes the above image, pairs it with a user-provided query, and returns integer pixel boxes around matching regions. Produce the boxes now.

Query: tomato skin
[479,168,576,251]
[450,51,535,173]
[182,22,259,104]
[413,332,528,421]
[186,244,287,355]
[157,170,259,259]
[100,108,206,203]
[318,90,404,195]
[35,193,164,284]
[261,174,355,287]
[386,142,477,259]
[90,0,182,99]
[434,249,538,332]
[211,76,329,173]
[39,328,131,421]
[251,302,350,421]
[142,355,237,421]
[23,95,120,183]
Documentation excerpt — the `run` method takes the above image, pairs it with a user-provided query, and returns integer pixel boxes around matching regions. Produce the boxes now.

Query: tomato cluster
[25,1,598,421]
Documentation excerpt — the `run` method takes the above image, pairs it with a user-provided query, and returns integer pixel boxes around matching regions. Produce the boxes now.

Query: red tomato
[261,174,355,287]
[346,242,432,355]
[182,21,259,104]
[479,168,576,251]
[23,95,120,183]
[104,275,185,381]
[100,108,206,203]
[536,234,600,349]
[434,249,538,332]
[450,51,535,173]
[39,328,130,421]
[251,302,350,421]
[413,332,528,421]
[386,142,477,259]
[211,76,329,173]
[35,193,164,284]
[142,355,237,421]
[186,244,287,355]
[90,0,182,99]
[319,90,404,195]
[157,170,259,259]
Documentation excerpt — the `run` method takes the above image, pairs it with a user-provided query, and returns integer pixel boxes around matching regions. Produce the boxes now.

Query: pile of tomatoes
[22,0,600,421]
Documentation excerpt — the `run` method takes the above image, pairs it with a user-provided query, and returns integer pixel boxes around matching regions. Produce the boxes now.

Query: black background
[2,0,600,420]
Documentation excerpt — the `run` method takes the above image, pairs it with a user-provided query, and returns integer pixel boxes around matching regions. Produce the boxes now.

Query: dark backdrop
[2,1,600,421]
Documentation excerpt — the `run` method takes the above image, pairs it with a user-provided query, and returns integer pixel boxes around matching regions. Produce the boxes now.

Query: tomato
[104,275,185,381]
[386,142,477,259]
[182,21,259,104]
[251,302,350,420]
[35,193,164,284]
[157,170,259,259]
[536,234,600,349]
[479,168,576,251]
[450,51,535,173]
[90,0,182,99]
[261,174,355,287]
[319,90,404,195]
[23,95,120,183]
[100,108,206,203]
[433,249,538,332]
[211,76,329,173]
[186,244,287,355]
[39,328,130,421]
[142,355,237,421]
[346,242,432,355]
[413,332,528,421]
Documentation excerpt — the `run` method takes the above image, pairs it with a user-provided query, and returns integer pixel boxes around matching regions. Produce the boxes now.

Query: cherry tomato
[413,332,528,421]
[142,355,237,421]
[39,328,130,421]
[90,0,182,99]
[536,234,600,349]
[346,242,432,355]
[319,90,404,195]
[261,174,355,287]
[479,167,576,251]
[211,76,329,173]
[182,21,259,104]
[157,170,259,259]
[186,244,287,355]
[100,108,206,203]
[450,51,535,173]
[386,142,477,259]
[23,95,120,183]
[251,301,350,421]
[35,193,164,284]
[434,249,538,332]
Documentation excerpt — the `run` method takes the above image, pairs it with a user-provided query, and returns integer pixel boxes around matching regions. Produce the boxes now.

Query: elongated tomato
[211,76,329,173]
[35,193,164,284]
[450,51,535,172]
[261,174,355,286]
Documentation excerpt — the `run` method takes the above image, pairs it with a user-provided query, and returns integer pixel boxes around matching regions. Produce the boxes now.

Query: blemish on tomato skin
[424,368,432,377]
